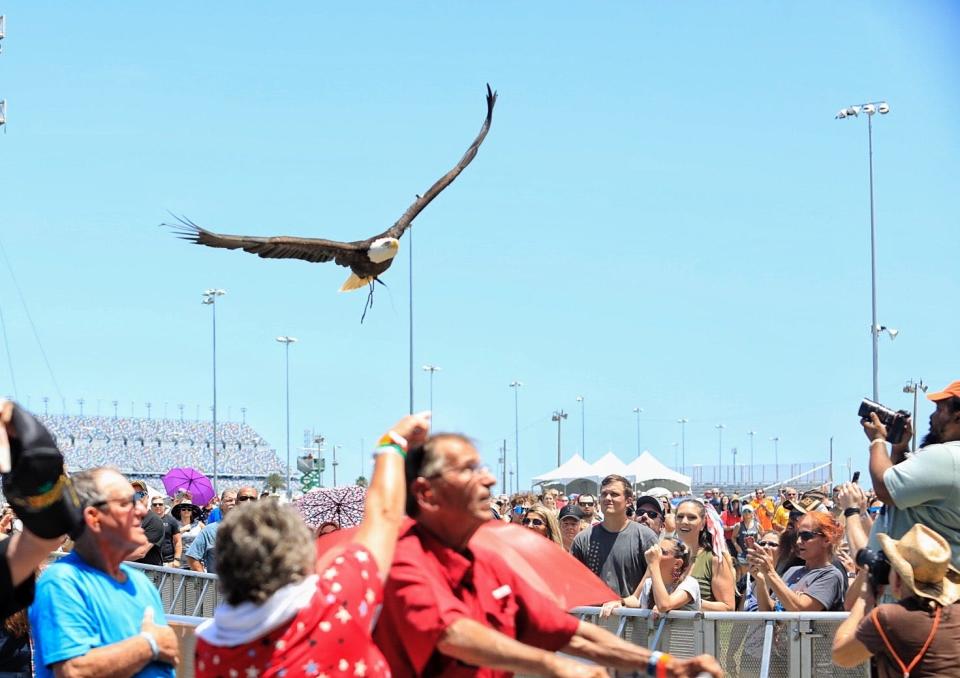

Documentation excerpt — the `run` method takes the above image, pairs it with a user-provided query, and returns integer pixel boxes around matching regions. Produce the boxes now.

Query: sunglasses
[237,496,257,502]
[134,490,147,501]
[796,530,823,542]
[636,509,662,520]
[512,505,526,515]
[868,507,882,515]
[151,502,165,507]
[757,540,779,548]
[522,518,545,527]
[578,501,595,507]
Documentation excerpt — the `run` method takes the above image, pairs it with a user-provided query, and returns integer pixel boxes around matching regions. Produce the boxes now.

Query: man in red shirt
[373,434,722,678]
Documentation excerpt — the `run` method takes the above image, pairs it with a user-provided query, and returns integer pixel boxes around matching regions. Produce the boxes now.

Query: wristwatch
[140,630,159,661]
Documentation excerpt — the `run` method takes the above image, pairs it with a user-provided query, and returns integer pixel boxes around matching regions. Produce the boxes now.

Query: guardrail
[128,562,223,617]
[569,607,869,678]
[127,566,869,678]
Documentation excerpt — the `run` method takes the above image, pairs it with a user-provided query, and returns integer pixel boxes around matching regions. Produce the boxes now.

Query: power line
[0,298,17,398]
[0,237,64,400]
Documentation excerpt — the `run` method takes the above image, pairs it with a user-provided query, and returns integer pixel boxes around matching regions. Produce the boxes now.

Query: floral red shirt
[195,543,389,678]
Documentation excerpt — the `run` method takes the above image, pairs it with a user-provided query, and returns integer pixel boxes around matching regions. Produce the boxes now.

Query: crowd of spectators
[4,378,960,676]
[37,414,284,478]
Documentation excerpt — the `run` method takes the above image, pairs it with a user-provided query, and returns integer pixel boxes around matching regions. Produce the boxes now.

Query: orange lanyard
[870,605,942,677]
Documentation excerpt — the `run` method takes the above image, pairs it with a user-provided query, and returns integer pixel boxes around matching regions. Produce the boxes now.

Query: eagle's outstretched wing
[165,216,366,268]
[377,84,497,241]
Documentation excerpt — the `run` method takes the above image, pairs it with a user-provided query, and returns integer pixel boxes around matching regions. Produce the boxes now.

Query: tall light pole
[677,418,688,471]
[276,336,298,498]
[836,100,891,402]
[715,424,725,482]
[633,408,643,457]
[202,288,226,493]
[902,379,927,452]
[551,410,568,466]
[422,365,441,418]
[509,381,523,489]
[576,396,585,457]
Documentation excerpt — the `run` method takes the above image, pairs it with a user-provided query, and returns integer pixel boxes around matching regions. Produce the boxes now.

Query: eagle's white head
[367,237,400,264]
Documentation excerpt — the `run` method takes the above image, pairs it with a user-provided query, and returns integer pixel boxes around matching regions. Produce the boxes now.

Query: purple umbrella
[161,467,215,507]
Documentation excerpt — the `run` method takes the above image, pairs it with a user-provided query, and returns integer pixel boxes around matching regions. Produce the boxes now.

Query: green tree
[265,473,286,493]
[355,475,368,488]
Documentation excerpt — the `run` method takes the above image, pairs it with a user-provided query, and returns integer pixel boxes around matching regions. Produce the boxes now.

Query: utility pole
[902,379,927,452]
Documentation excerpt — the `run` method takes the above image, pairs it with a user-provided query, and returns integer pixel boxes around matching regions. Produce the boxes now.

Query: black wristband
[843,507,861,518]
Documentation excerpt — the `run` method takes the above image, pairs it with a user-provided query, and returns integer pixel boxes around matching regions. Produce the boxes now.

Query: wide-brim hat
[171,502,202,520]
[876,524,960,607]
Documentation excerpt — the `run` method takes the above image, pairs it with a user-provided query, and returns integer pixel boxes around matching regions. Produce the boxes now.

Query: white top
[639,574,701,611]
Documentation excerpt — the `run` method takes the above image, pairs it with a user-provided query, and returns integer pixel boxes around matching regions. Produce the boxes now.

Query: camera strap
[870,605,942,677]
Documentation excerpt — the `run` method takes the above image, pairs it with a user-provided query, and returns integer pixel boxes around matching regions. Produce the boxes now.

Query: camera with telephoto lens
[858,399,910,443]
[856,547,891,590]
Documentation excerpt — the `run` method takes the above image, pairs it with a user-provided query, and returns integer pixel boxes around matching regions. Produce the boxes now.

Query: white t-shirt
[639,574,702,611]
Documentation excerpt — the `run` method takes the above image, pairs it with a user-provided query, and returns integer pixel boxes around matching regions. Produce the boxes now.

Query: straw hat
[877,525,960,607]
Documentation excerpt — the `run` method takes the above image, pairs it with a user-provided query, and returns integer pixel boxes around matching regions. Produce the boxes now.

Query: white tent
[625,451,691,493]
[589,451,633,481]
[531,454,598,485]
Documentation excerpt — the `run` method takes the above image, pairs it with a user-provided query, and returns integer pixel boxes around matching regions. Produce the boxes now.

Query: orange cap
[927,380,960,402]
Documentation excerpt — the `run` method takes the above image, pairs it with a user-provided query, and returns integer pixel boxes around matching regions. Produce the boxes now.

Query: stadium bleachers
[39,415,286,493]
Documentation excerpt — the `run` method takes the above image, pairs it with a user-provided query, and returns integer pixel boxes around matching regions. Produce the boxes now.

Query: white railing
[127,566,870,678]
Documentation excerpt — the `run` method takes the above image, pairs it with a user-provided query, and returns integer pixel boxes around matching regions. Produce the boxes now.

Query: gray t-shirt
[570,520,658,597]
[869,441,960,570]
[781,564,846,611]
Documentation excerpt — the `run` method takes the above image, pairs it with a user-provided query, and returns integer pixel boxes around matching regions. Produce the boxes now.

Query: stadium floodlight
[202,288,226,492]
[837,100,891,402]
[422,365,441,420]
[277,336,298,498]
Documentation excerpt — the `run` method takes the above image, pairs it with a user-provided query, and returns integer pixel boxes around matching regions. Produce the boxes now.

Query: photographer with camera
[862,380,960,570]
[0,401,81,617]
[832,524,960,676]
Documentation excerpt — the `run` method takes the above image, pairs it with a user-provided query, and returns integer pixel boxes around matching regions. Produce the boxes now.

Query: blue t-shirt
[205,507,222,524]
[28,552,175,678]
[186,522,219,573]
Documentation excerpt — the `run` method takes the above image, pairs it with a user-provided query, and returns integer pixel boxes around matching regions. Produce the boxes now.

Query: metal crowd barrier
[125,566,870,678]
[570,607,870,678]
[127,562,223,617]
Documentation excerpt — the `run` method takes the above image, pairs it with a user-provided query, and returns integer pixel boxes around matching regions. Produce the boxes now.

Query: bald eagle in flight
[165,85,497,320]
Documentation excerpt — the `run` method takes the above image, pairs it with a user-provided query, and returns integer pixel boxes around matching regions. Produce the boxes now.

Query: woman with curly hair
[520,503,563,547]
[193,413,431,678]
[749,510,846,612]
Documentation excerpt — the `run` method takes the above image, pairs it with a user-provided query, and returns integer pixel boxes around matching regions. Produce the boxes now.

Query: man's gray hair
[70,468,113,509]
[215,500,315,606]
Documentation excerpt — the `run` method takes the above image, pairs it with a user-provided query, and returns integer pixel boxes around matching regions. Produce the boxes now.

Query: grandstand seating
[39,415,286,493]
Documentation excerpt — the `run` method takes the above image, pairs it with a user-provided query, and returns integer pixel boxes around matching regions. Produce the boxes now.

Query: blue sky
[1,3,958,492]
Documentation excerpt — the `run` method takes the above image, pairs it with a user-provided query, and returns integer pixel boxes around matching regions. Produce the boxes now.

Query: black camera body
[858,399,910,443]
[856,547,891,591]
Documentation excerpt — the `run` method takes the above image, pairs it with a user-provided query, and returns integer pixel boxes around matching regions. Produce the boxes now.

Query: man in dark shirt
[150,497,181,567]
[130,480,164,566]
[571,475,658,597]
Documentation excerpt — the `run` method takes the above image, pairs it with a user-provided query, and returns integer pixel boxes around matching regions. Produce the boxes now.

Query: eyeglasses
[786,493,798,498]
[93,494,137,511]
[151,502,165,508]
[757,540,779,548]
[578,501,595,507]
[796,530,823,542]
[427,461,490,480]
[237,495,257,502]
[522,518,545,527]
[636,509,662,520]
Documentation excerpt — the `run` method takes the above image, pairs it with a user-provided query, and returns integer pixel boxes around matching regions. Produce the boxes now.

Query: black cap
[634,496,664,516]
[558,504,586,521]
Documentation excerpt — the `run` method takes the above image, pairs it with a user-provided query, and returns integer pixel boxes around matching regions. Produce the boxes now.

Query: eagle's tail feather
[339,272,372,292]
